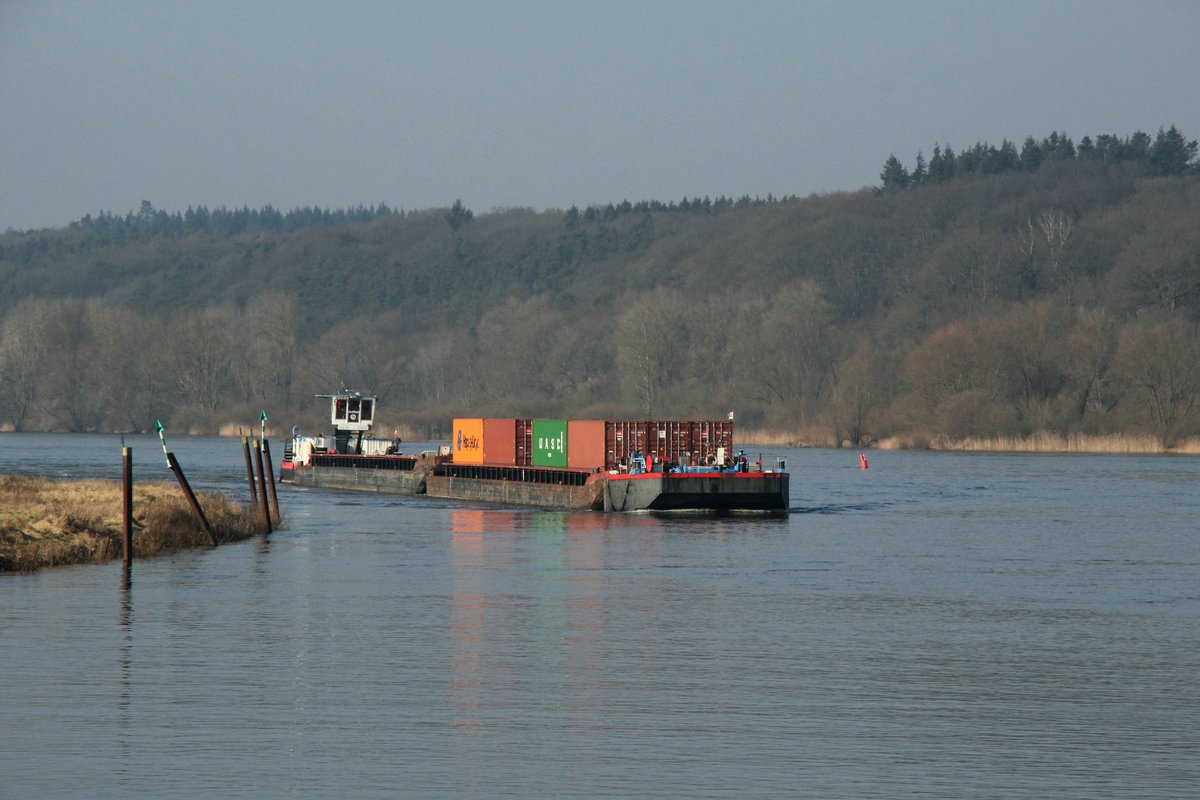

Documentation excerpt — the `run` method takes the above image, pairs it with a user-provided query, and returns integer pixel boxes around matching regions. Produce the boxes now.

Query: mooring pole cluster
[253,438,272,534]
[123,416,282,583]
[243,435,280,533]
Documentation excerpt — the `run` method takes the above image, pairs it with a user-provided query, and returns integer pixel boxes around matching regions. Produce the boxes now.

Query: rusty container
[515,418,533,466]
[483,418,517,465]
[603,420,735,469]
[604,421,649,469]
[691,420,734,465]
[567,420,606,470]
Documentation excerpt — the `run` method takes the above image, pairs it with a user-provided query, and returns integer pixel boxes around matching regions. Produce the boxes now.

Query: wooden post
[242,436,258,506]
[167,452,217,545]
[123,446,133,568]
[254,439,272,534]
[262,438,281,526]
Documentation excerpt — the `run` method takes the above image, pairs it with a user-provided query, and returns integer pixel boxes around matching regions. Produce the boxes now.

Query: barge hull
[604,472,789,513]
[283,455,432,494]
[425,473,604,509]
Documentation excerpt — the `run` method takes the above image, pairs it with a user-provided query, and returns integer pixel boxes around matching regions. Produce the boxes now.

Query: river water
[1,433,1198,798]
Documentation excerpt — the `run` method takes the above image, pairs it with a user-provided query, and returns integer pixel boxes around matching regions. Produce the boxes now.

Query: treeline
[2,133,1200,445]
[69,200,400,239]
[568,193,793,223]
[880,126,1198,190]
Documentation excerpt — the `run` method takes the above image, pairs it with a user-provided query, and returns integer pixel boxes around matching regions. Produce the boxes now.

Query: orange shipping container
[452,418,485,464]
[567,420,606,470]
[483,418,517,465]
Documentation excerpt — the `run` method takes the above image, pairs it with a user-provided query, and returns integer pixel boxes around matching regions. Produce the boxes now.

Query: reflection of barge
[281,392,788,513]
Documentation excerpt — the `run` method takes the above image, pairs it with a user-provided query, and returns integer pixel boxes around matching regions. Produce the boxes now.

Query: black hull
[281,454,431,494]
[604,473,789,513]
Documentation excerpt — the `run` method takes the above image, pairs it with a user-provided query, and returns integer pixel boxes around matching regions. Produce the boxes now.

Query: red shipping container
[515,418,533,466]
[483,418,517,465]
[602,419,734,469]
[567,420,606,470]
[604,421,650,469]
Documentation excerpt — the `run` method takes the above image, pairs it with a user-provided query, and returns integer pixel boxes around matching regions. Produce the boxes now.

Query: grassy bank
[0,475,266,572]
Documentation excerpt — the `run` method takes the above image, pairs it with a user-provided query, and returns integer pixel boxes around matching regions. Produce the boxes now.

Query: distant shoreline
[739,429,1200,455]
[3,428,1198,457]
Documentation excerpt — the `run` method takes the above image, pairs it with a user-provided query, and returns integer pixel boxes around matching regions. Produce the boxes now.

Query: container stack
[451,418,735,471]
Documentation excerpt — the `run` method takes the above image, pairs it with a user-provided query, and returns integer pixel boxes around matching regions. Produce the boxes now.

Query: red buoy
[859,452,868,470]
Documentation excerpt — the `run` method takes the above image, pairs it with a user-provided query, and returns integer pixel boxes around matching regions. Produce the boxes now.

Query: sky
[2,0,1199,232]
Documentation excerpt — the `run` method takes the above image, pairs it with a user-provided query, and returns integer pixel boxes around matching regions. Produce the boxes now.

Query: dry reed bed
[878,433,1200,454]
[0,475,265,572]
[741,429,1200,454]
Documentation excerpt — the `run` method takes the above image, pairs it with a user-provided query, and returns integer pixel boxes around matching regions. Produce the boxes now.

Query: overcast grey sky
[2,0,1198,232]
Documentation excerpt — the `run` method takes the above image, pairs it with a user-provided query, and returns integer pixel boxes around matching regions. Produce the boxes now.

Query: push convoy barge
[280,392,789,514]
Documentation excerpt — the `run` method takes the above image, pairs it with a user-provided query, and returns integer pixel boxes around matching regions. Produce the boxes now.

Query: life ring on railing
[349,412,358,422]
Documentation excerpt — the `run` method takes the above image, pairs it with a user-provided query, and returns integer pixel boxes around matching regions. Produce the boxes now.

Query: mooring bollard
[262,438,281,526]
[242,436,258,506]
[167,452,217,546]
[253,439,272,534]
[123,446,133,568]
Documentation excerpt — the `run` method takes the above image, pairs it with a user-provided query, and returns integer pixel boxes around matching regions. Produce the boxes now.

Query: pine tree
[928,145,945,183]
[1020,136,1043,171]
[912,151,928,186]
[1149,125,1198,176]
[880,155,909,191]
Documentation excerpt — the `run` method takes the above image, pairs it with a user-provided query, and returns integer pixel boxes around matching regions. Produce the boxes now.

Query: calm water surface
[2,433,1198,798]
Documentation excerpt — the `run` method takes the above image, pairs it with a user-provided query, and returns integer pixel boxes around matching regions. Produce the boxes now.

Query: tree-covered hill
[2,130,1199,445]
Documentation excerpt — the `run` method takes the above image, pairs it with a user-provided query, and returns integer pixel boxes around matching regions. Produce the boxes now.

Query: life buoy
[349,412,358,422]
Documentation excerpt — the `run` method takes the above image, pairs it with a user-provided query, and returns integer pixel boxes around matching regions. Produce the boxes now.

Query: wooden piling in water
[254,439,272,534]
[242,436,258,506]
[167,452,217,546]
[262,438,281,526]
[122,446,133,568]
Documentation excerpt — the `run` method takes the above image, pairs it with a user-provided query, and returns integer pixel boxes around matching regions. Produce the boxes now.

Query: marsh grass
[876,432,1200,454]
[738,427,836,447]
[741,428,1200,454]
[0,475,266,572]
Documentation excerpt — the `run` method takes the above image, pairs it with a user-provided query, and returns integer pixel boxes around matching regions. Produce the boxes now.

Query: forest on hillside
[1,129,1199,446]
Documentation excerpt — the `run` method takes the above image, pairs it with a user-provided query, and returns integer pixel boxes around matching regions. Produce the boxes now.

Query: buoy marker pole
[156,418,170,468]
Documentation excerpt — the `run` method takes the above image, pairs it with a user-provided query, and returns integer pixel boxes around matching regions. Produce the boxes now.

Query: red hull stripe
[606,472,777,481]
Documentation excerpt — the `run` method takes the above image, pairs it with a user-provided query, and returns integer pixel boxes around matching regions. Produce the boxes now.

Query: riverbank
[0,475,264,572]
[740,427,1200,454]
[875,432,1200,454]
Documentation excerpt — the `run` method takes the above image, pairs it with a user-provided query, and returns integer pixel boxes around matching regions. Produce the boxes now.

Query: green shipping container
[532,419,568,467]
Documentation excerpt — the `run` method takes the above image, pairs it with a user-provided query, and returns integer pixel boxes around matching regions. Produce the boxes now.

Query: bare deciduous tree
[615,288,690,416]
[1114,318,1200,443]
[0,299,53,430]
[1039,210,1074,305]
